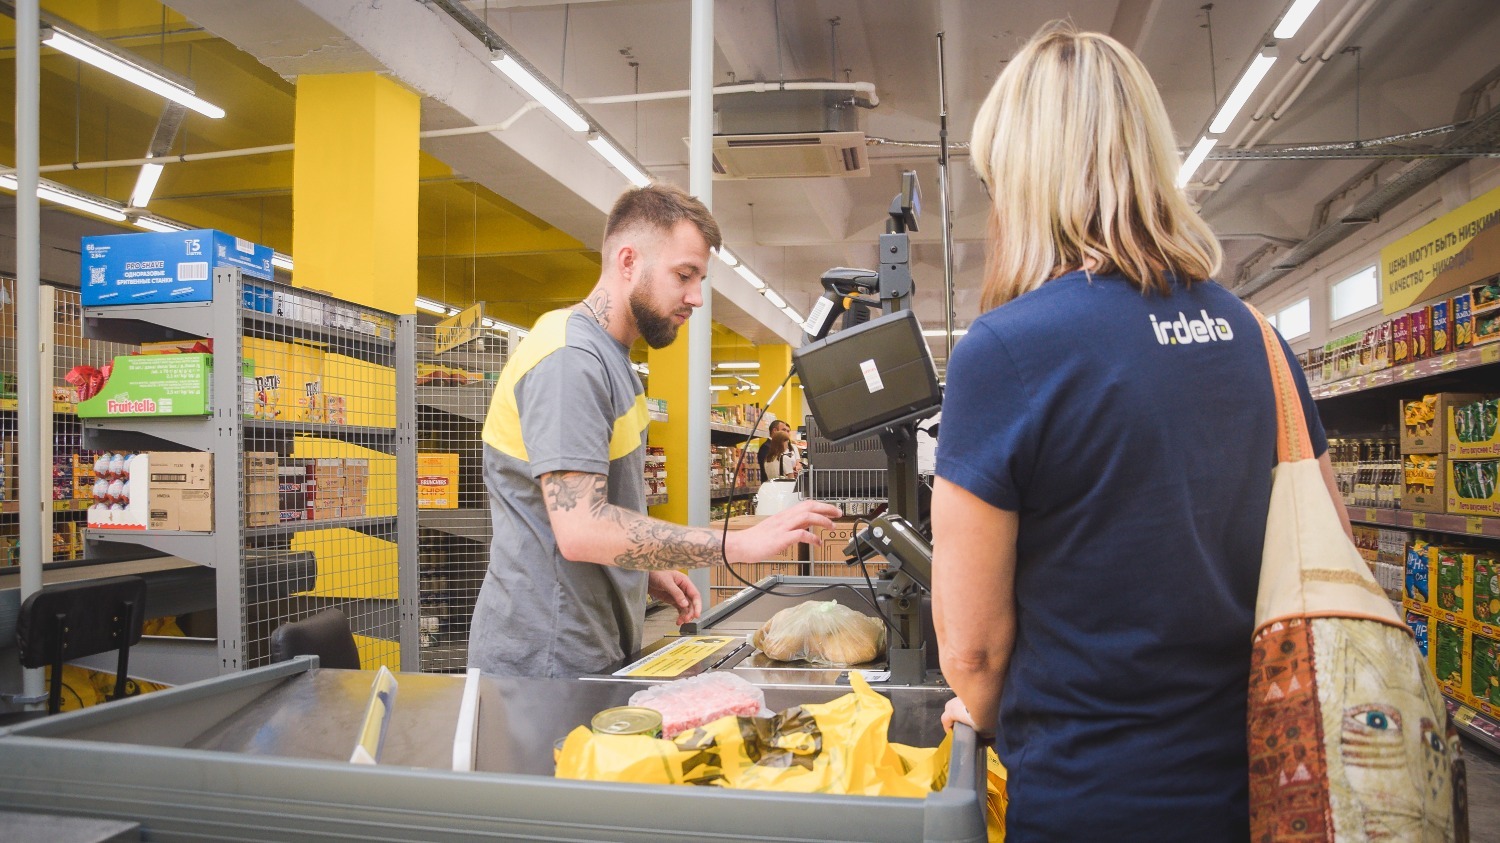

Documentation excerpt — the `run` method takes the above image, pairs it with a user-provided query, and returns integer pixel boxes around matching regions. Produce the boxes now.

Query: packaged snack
[1407,539,1431,604]
[1406,611,1431,658]
[1436,547,1467,613]
[1474,634,1500,706]
[1435,621,1464,685]
[1432,300,1451,356]
[1474,555,1500,625]
[1454,293,1474,349]
[1393,315,1412,365]
[627,672,766,739]
[1411,306,1433,360]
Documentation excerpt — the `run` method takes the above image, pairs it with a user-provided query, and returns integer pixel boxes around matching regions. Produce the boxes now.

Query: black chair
[269,608,361,669]
[15,576,148,715]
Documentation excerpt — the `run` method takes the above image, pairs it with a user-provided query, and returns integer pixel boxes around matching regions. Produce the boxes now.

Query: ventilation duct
[698,89,869,179]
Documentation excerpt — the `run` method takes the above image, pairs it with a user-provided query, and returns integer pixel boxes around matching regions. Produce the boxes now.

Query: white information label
[803,296,835,336]
[860,359,885,393]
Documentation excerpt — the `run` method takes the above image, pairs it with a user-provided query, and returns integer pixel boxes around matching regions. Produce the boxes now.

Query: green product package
[1436,548,1467,613]
[1475,556,1500,624]
[1435,622,1464,685]
[78,354,213,418]
[1473,634,1500,706]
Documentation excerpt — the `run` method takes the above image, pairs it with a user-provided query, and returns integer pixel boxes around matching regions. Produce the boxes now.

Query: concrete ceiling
[10,0,1500,362]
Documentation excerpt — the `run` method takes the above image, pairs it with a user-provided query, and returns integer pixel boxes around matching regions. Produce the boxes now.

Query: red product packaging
[1410,306,1433,360]
[1392,315,1413,365]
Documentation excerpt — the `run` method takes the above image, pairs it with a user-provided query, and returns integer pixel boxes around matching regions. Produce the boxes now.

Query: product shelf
[417,508,491,543]
[710,484,761,502]
[1311,342,1500,400]
[84,529,220,569]
[1346,506,1500,539]
[244,515,398,543]
[414,386,490,424]
[82,416,219,452]
[85,299,397,364]
[0,399,77,415]
[709,421,759,439]
[1448,696,1500,756]
[244,418,398,444]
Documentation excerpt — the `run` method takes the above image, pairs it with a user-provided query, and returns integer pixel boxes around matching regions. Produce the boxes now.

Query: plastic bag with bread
[752,600,886,666]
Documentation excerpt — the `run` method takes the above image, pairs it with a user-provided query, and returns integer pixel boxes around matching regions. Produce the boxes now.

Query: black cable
[851,516,908,647]
[713,379,909,647]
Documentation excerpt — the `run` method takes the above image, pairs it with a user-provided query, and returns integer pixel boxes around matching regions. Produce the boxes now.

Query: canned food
[592,706,663,738]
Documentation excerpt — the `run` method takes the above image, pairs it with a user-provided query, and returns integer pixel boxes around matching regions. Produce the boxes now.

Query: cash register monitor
[793,309,941,446]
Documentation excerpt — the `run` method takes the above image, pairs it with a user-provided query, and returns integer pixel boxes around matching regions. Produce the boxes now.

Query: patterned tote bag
[1247,308,1467,842]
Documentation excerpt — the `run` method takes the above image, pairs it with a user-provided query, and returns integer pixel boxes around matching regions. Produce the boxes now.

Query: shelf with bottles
[1329,436,1403,511]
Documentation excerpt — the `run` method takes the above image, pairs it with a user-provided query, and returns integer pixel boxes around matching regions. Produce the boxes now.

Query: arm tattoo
[541,471,722,571]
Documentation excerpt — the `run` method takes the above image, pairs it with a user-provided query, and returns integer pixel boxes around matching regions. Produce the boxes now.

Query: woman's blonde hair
[970,21,1222,311]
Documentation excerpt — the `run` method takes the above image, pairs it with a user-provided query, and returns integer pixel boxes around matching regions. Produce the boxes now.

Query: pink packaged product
[628,672,766,738]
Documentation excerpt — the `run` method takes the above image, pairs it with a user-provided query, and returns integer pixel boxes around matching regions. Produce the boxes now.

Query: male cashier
[469,183,840,678]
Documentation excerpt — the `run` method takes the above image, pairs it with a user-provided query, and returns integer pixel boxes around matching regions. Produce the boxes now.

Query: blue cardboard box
[81,230,274,306]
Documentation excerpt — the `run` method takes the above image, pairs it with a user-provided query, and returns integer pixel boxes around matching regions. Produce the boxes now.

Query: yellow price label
[1364,508,1378,523]
[615,636,739,678]
[1469,516,1487,535]
[1454,707,1477,727]
[1482,344,1500,364]
[1411,512,1428,529]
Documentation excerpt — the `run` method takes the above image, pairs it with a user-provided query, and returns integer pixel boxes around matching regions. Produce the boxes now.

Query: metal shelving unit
[79,267,417,677]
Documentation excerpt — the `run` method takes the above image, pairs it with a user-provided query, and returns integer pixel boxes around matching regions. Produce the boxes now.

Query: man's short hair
[604,183,722,252]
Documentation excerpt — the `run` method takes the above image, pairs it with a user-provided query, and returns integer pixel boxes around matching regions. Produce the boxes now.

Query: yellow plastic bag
[556,674,1007,841]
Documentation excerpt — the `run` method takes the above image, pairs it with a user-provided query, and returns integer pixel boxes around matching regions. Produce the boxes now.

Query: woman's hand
[942,696,977,733]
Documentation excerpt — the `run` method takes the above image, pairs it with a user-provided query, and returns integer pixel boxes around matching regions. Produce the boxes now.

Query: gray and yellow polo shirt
[467,309,650,678]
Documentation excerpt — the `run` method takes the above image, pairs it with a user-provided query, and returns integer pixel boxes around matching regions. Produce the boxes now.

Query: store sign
[1381,185,1500,314]
[435,303,484,354]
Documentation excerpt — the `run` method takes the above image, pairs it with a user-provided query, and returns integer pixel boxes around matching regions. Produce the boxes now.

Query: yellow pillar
[647,341,691,522]
[756,344,800,429]
[292,73,418,311]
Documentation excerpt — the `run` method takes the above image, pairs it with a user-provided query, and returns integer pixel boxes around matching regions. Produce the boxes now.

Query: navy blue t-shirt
[935,272,1326,842]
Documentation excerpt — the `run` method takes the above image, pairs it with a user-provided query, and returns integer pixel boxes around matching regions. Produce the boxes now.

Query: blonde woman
[932,23,1345,840]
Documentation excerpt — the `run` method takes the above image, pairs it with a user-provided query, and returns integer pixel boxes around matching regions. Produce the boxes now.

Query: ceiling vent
[693,88,869,179]
[711,131,868,179]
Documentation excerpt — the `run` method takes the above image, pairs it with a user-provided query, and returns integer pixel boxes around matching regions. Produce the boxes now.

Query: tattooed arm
[540,470,841,571]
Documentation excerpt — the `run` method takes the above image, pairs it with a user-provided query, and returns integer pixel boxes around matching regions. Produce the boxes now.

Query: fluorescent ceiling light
[733,263,767,290]
[415,296,455,315]
[781,305,803,323]
[1,173,127,222]
[1274,0,1324,39]
[716,248,740,267]
[1177,136,1218,189]
[763,289,787,309]
[133,216,187,233]
[129,162,163,208]
[716,361,759,370]
[709,385,730,392]
[1209,50,1277,134]
[271,253,294,272]
[43,28,224,119]
[587,136,651,187]
[922,328,969,337]
[492,53,589,132]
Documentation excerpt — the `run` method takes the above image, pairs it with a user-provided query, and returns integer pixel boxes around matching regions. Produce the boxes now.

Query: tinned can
[592,706,663,738]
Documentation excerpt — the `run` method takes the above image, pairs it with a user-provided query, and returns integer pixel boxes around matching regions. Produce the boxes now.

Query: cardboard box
[1448,396,1500,458]
[1403,453,1446,512]
[77,354,213,418]
[244,337,324,422]
[146,452,213,532]
[709,560,801,589]
[1448,458,1500,516]
[309,499,341,521]
[1435,620,1467,693]
[1478,307,1500,346]
[1432,300,1452,357]
[1401,393,1485,454]
[245,492,278,528]
[1392,315,1413,365]
[418,453,460,510]
[1454,293,1474,349]
[1473,554,1500,626]
[243,281,275,314]
[81,229,273,306]
[244,452,278,478]
[1473,278,1500,314]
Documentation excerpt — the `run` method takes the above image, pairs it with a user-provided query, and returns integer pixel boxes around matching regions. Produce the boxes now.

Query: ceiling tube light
[709,385,730,392]
[733,264,767,290]
[781,305,803,322]
[587,136,652,187]
[763,289,787,309]
[1209,48,1278,134]
[1,173,128,222]
[716,248,740,267]
[922,328,969,337]
[129,161,164,208]
[491,53,589,132]
[271,253,294,272]
[43,27,225,119]
[716,362,759,370]
[415,296,455,315]
[1177,136,1218,189]
[133,216,187,233]
[1273,0,1324,39]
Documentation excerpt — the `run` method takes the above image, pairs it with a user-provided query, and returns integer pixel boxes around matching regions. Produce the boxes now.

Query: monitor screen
[793,309,941,445]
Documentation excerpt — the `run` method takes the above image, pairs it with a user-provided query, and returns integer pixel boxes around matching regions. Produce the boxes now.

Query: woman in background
[931,22,1345,841]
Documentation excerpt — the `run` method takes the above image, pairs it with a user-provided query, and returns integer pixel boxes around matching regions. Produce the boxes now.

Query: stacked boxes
[244,337,324,422]
[1446,396,1500,516]
[643,446,668,500]
[1400,393,1484,513]
[1405,538,1500,716]
[278,462,307,523]
[417,453,460,509]
[303,458,369,520]
[80,229,273,306]
[245,453,279,528]
[146,452,214,531]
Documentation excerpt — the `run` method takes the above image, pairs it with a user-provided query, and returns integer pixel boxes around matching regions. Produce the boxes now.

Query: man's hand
[648,570,701,625]
[723,499,842,565]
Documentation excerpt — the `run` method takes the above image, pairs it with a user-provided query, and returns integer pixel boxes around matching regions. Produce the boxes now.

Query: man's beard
[631,282,682,349]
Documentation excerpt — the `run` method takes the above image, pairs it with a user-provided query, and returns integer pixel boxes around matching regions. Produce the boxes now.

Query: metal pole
[936,32,956,362]
[15,0,43,704]
[686,0,713,597]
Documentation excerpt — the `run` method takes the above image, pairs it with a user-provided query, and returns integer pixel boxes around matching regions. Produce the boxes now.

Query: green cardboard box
[78,354,213,418]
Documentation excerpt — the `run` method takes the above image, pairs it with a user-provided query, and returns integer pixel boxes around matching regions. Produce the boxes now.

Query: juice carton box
[1432,299,1451,356]
[1454,293,1474,349]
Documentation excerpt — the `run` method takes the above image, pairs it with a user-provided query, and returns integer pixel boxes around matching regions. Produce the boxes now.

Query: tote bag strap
[1247,306,1315,465]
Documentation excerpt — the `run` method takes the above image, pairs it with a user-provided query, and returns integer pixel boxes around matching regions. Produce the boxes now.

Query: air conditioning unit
[711,131,869,179]
[694,88,870,180]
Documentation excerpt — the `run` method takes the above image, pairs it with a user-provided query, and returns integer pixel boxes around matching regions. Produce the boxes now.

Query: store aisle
[1468,738,1500,843]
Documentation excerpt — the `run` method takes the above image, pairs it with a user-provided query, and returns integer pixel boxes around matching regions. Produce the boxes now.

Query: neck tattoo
[579,297,605,326]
